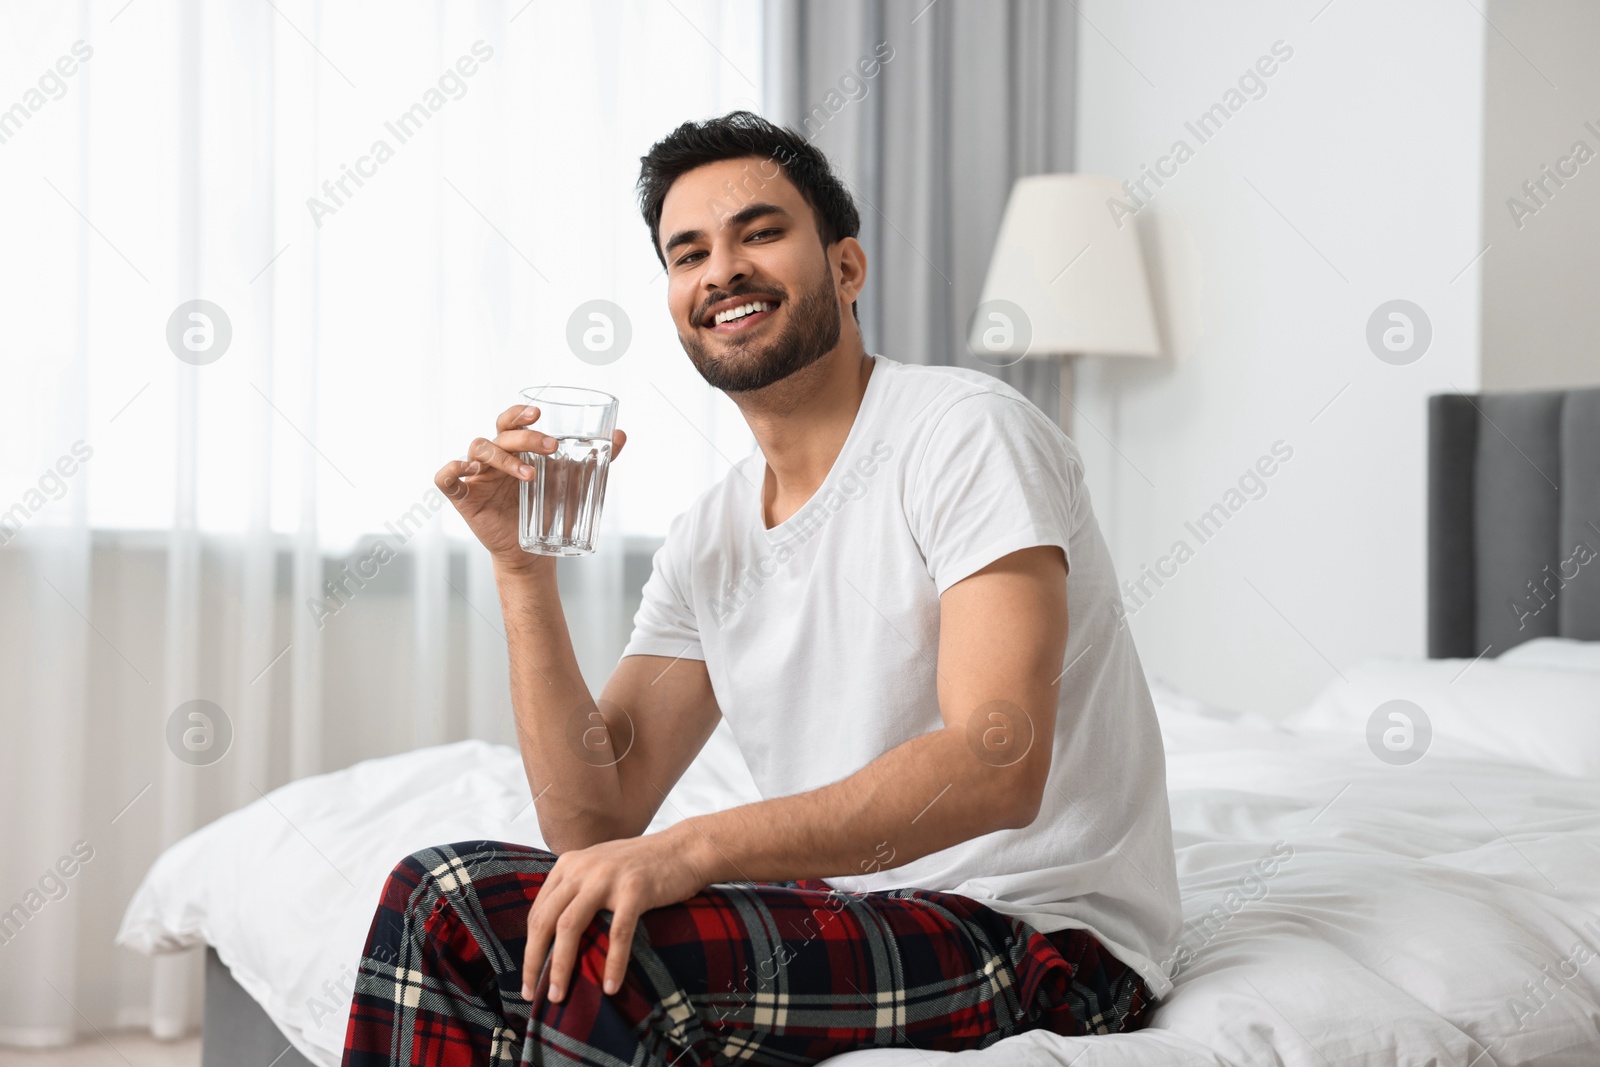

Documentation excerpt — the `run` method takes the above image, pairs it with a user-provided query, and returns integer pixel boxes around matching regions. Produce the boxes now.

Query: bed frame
[203,948,316,1066]
[1427,385,1600,658]
[199,385,1600,1061]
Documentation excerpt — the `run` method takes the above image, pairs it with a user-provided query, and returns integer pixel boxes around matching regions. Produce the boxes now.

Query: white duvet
[119,672,1600,1066]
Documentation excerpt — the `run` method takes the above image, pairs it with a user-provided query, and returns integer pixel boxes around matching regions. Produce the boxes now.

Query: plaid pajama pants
[341,840,1152,1066]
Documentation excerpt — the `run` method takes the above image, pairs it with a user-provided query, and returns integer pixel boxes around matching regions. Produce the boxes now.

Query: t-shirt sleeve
[906,390,1080,596]
[620,508,705,661]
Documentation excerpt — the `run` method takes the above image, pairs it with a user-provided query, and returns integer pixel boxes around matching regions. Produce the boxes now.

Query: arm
[437,401,721,856]
[521,543,1069,1001]
[496,558,722,853]
[677,543,1068,882]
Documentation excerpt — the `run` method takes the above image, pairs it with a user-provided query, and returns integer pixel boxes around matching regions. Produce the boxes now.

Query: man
[343,110,1181,1067]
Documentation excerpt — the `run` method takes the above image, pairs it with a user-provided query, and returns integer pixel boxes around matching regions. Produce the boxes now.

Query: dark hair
[637,110,861,322]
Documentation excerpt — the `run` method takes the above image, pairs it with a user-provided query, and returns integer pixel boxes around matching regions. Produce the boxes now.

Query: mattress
[123,668,1600,1065]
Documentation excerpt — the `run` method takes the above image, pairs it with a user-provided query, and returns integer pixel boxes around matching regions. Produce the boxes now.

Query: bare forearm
[674,726,1039,885]
[495,560,626,850]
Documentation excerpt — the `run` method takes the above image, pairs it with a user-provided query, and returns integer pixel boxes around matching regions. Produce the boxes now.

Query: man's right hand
[435,403,628,574]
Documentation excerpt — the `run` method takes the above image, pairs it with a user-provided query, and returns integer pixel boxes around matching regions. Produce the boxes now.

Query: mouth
[702,298,781,335]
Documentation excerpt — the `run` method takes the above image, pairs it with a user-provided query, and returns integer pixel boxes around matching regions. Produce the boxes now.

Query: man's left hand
[522,822,718,1003]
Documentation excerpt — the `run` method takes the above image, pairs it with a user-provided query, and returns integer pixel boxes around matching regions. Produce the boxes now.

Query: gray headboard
[1428,386,1600,658]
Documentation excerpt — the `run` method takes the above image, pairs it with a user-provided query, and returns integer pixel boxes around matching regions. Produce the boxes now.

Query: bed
[118,386,1600,1066]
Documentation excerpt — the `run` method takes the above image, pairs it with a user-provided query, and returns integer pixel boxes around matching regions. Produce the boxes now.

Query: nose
[700,235,756,299]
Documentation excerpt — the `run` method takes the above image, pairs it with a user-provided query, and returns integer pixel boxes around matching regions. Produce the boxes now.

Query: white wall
[1073,0,1486,717]
[1481,0,1600,391]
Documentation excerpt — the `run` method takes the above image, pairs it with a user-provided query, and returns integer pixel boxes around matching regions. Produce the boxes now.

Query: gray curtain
[762,0,1077,421]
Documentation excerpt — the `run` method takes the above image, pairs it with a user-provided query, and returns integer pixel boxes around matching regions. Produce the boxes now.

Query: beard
[681,260,842,394]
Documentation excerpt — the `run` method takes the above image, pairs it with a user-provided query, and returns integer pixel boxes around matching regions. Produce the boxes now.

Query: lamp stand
[1056,354,1076,439]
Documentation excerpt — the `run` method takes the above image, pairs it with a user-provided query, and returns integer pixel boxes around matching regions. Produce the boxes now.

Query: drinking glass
[517,386,618,556]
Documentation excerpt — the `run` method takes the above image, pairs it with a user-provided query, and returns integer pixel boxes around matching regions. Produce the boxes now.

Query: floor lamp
[967,174,1161,436]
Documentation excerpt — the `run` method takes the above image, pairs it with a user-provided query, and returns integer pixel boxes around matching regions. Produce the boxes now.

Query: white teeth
[713,301,774,325]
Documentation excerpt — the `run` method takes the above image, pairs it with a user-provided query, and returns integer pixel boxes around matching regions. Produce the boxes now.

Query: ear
[832,237,867,308]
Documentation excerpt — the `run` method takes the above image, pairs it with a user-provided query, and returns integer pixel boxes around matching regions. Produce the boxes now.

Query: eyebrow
[662,202,794,258]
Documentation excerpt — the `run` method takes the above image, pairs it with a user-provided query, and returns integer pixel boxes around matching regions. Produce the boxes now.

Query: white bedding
[119,675,1600,1066]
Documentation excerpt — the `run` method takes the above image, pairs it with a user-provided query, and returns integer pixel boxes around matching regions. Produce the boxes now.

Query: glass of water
[517,386,618,556]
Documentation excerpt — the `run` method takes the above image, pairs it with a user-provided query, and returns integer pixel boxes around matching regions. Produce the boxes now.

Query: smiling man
[343,111,1181,1067]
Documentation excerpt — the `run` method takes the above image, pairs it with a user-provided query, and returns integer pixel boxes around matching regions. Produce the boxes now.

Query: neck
[729,335,874,527]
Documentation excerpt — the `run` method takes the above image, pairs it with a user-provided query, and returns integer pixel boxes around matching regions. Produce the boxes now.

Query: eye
[673,228,780,268]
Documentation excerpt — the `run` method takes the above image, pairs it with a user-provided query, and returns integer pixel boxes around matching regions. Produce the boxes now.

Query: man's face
[658,156,843,393]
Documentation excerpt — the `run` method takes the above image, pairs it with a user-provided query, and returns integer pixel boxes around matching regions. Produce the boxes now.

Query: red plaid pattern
[341,840,1151,1066]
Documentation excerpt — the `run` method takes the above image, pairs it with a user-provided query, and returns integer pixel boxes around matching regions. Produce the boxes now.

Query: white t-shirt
[621,353,1183,998]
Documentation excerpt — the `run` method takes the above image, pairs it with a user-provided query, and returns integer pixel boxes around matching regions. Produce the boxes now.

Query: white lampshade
[969,174,1160,359]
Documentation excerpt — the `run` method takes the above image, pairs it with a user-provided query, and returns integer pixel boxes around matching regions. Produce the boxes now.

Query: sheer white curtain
[0,0,761,1044]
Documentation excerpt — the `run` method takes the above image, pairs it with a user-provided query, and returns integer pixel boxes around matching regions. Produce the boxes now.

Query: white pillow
[1498,637,1600,674]
[1284,657,1600,777]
